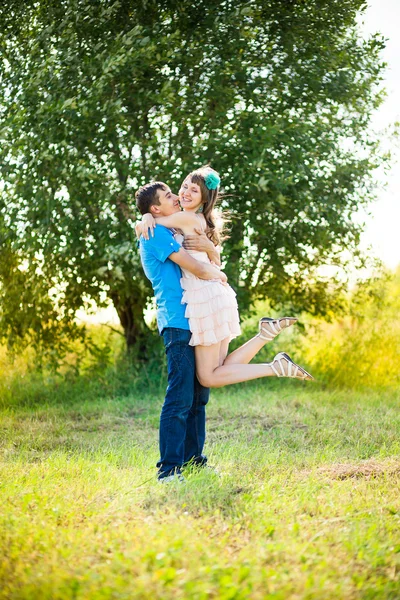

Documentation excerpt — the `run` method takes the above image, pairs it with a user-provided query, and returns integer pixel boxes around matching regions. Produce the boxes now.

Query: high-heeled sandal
[270,352,314,381]
[258,317,298,342]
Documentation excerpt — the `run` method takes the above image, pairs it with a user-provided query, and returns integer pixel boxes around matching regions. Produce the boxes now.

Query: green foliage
[0,0,387,360]
[302,268,400,388]
[0,241,88,369]
[0,321,165,408]
[1,266,399,398]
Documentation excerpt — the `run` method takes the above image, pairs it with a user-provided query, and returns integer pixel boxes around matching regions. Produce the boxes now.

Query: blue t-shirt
[139,225,190,334]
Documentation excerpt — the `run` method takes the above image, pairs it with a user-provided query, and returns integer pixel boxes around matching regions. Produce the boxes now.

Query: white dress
[175,233,241,347]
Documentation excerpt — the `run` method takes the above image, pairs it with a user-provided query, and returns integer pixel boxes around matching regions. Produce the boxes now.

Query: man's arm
[169,247,227,283]
[182,228,221,266]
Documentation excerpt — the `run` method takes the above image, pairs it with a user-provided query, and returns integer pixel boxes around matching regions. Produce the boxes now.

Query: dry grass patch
[317,458,400,480]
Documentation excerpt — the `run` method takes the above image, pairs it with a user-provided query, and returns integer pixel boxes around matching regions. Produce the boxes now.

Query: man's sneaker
[158,471,185,484]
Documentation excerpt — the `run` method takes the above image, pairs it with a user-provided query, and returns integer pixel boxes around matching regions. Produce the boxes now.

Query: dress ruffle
[179,248,241,347]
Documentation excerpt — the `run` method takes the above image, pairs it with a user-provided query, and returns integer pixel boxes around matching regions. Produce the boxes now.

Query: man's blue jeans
[157,328,210,478]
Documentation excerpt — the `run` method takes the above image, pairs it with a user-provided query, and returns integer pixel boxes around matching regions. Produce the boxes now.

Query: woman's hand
[135,213,156,240]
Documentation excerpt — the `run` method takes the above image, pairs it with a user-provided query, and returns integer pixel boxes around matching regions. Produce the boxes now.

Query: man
[135,181,226,482]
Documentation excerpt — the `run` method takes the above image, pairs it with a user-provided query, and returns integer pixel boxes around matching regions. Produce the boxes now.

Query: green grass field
[1,378,399,599]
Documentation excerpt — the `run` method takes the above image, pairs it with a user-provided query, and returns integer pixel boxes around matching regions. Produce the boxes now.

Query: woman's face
[179,176,203,212]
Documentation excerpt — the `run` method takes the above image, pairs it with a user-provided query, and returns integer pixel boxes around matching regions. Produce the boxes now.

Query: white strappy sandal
[258,317,298,342]
[270,352,314,381]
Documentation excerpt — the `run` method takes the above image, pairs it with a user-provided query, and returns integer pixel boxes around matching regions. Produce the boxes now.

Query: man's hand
[216,268,228,284]
[135,213,156,240]
[194,262,228,284]
[182,228,211,252]
[183,228,221,265]
[169,247,228,284]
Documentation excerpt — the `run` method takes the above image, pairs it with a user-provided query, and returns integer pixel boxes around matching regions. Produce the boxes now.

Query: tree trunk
[110,291,149,357]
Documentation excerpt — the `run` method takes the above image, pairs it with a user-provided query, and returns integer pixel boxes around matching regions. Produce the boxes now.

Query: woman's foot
[258,317,298,342]
[270,352,314,381]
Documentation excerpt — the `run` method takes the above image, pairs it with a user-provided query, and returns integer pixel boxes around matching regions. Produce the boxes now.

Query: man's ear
[150,204,160,216]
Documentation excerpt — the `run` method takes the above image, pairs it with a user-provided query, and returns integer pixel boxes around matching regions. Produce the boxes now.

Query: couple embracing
[135,166,313,483]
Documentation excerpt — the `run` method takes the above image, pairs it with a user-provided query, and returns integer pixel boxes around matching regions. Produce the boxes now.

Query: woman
[137,166,313,387]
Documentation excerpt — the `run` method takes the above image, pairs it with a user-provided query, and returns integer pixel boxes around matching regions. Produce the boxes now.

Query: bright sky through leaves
[359,0,400,269]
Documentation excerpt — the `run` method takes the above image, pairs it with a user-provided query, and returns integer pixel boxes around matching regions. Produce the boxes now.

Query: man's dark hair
[135,181,166,215]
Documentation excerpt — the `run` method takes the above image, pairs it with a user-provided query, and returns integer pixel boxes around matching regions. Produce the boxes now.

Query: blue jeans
[157,328,210,478]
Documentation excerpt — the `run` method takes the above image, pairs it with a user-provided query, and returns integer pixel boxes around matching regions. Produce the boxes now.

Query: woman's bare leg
[219,338,230,366]
[223,334,267,366]
[195,341,276,388]
[223,317,297,366]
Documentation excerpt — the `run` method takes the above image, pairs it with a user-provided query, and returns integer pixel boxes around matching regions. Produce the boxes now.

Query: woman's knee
[195,344,221,388]
[196,371,209,388]
[196,371,220,389]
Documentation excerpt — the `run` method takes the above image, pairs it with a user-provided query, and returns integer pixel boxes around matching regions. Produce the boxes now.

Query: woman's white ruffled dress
[176,235,241,346]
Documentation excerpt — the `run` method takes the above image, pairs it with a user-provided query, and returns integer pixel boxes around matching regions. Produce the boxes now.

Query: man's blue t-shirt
[139,225,190,334]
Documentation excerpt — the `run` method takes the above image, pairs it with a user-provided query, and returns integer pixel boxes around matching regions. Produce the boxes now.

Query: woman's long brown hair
[189,167,225,246]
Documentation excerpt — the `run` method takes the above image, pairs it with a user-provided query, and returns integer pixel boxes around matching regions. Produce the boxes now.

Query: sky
[358,0,400,270]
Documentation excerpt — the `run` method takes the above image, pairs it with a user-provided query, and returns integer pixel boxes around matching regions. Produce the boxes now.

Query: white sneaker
[159,472,185,484]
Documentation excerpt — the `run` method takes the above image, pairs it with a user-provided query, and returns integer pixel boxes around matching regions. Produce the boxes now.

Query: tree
[0,0,386,358]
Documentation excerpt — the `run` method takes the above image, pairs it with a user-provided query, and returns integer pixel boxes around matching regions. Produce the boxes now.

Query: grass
[1,379,400,599]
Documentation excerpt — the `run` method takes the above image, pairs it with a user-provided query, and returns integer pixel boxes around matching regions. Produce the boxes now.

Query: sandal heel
[271,352,314,381]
